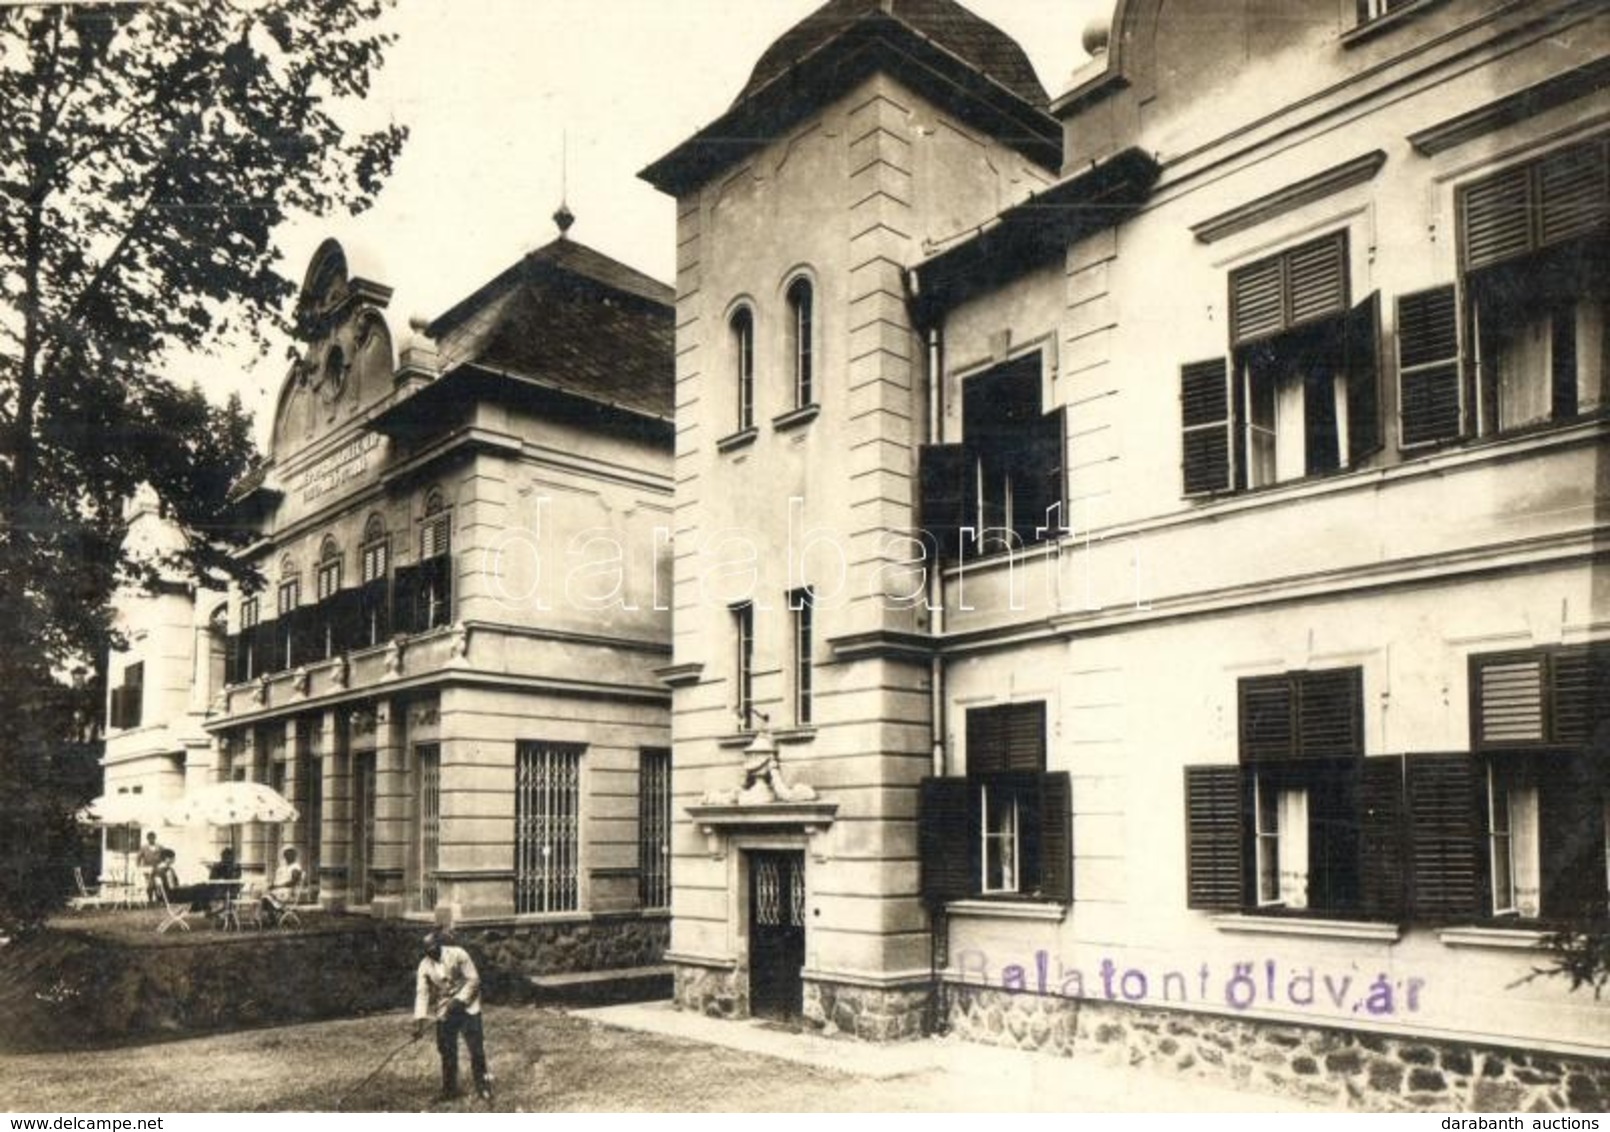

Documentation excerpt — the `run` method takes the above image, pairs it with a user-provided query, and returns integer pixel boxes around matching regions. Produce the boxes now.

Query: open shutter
[1539,753,1606,919]
[1037,771,1072,903]
[1359,755,1406,920]
[1405,753,1481,921]
[1181,358,1233,496]
[331,588,363,654]
[1185,765,1244,911]
[289,605,316,666]
[919,777,974,905]
[1014,407,1066,542]
[1396,285,1463,447]
[1296,668,1363,759]
[1548,645,1610,748]
[918,444,970,561]
[1344,291,1382,464]
[224,632,240,685]
[257,619,280,674]
[392,564,420,635]
[360,577,391,645]
[1239,675,1294,762]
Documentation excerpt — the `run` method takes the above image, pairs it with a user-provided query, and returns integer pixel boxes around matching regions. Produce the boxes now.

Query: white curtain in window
[1277,787,1310,910]
[1511,785,1541,918]
[1496,313,1553,431]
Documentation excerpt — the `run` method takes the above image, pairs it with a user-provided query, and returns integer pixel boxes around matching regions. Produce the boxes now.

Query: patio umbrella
[164,781,298,827]
[84,792,169,826]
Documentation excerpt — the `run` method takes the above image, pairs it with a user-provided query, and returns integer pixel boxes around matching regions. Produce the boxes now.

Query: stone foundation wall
[673,963,747,1018]
[461,915,667,984]
[803,980,928,1041]
[944,984,1610,1112]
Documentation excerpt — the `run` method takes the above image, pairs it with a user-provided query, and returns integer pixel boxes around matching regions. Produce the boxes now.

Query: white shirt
[414,944,482,1021]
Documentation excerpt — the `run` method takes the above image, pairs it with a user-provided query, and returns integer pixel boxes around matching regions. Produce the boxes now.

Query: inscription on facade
[296,432,382,503]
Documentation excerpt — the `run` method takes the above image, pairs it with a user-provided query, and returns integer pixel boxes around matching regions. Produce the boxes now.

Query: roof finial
[553,130,574,238]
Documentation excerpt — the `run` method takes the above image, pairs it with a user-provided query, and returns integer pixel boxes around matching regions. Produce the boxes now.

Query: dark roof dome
[738,0,1048,109]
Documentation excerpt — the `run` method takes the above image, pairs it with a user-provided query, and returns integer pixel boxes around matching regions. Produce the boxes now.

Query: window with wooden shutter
[967,701,1046,775]
[1406,753,1481,921]
[1230,232,1349,347]
[1239,677,1294,762]
[391,563,420,636]
[1461,138,1609,273]
[1037,771,1073,903]
[1396,285,1463,447]
[1185,765,1244,911]
[1344,292,1383,464]
[1181,358,1233,496]
[953,701,1063,902]
[1239,668,1363,762]
[1359,756,1407,919]
[1471,646,1610,749]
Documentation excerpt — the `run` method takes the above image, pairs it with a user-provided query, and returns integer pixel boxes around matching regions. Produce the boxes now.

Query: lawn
[0,1006,898,1113]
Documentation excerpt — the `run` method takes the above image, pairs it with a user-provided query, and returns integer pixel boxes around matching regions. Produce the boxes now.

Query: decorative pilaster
[371,698,408,909]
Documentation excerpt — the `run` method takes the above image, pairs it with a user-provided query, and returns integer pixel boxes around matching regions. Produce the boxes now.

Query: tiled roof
[426,237,675,421]
[738,0,1048,109]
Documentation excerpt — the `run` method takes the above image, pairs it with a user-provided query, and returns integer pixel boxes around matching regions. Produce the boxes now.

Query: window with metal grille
[638,748,671,910]
[514,741,582,914]
[1456,136,1608,440]
[733,602,754,730]
[416,744,440,912]
[790,588,814,726]
[731,307,755,431]
[787,278,814,409]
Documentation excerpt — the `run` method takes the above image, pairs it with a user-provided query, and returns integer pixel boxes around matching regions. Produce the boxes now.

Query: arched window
[730,307,755,431]
[277,557,301,616]
[360,514,388,583]
[316,536,342,600]
[786,278,814,409]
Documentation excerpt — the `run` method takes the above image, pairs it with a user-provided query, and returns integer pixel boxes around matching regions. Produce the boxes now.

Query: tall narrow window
[514,741,583,914]
[733,602,755,730]
[416,744,440,913]
[316,538,342,659]
[419,491,452,631]
[277,567,301,670]
[731,307,755,431]
[238,597,260,682]
[359,514,390,647]
[787,278,814,408]
[790,588,814,726]
[638,748,671,910]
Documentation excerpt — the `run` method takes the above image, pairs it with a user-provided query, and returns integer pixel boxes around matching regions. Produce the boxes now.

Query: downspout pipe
[925,323,946,780]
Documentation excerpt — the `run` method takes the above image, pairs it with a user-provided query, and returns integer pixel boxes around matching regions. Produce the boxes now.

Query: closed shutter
[1185,765,1244,911]
[1239,676,1294,762]
[1181,358,1233,496]
[1230,257,1286,345]
[1037,771,1073,903]
[1359,755,1407,919]
[1548,646,1610,748]
[1473,654,1546,746]
[1287,232,1349,328]
[1230,232,1348,346]
[1396,285,1463,447]
[1537,139,1609,249]
[225,632,240,685]
[392,564,419,635]
[968,701,1046,774]
[918,444,971,561]
[1345,291,1382,464]
[1297,668,1363,759]
[919,777,975,905]
[1461,165,1533,272]
[1405,753,1480,921]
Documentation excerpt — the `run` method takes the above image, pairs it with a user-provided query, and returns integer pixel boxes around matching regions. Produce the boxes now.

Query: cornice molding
[1190,151,1387,244]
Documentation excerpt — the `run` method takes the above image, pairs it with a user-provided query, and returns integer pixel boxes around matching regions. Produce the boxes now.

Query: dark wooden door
[749,850,805,1019]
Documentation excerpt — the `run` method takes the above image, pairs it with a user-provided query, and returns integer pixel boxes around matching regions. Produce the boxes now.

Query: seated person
[192,847,242,914]
[260,847,304,924]
[149,849,181,902]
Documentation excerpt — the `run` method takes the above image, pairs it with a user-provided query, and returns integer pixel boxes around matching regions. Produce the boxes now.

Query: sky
[203,0,1112,440]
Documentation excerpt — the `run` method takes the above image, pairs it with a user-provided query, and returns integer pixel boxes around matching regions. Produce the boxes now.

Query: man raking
[413,930,494,1102]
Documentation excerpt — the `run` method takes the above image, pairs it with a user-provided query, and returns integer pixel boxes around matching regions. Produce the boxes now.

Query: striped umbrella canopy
[164,781,298,827]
